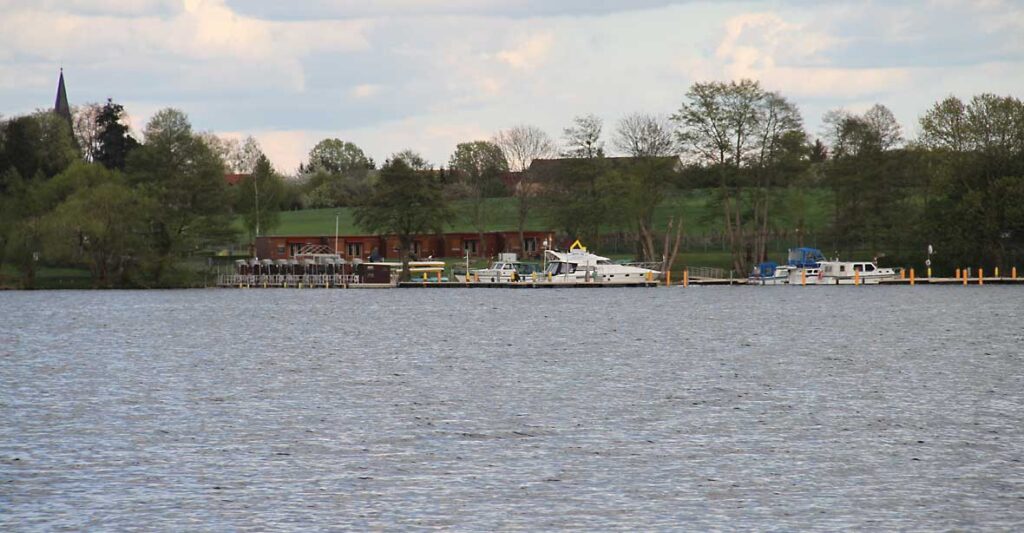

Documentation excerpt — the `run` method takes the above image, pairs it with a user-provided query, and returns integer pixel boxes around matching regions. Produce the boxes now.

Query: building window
[347,242,363,258]
[411,241,422,257]
[524,237,538,253]
[463,239,478,254]
[289,243,304,257]
[276,245,285,255]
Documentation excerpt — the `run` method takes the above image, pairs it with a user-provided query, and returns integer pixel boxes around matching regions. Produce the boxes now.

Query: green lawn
[0,264,93,289]
[264,189,835,238]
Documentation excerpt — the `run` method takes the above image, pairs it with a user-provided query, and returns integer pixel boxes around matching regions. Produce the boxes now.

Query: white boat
[817,260,898,285]
[787,266,823,285]
[455,253,538,283]
[748,262,793,285]
[541,241,659,284]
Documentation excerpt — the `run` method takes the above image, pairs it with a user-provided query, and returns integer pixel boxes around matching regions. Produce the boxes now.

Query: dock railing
[218,273,360,288]
[684,266,729,280]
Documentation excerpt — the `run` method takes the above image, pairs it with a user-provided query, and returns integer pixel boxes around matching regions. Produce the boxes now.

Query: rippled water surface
[2,287,1024,530]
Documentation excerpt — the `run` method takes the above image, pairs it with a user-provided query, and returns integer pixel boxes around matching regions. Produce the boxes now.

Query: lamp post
[927,244,934,278]
[253,171,260,238]
[542,239,549,271]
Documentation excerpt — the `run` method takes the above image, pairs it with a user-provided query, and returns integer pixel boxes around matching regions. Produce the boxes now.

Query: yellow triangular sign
[570,239,586,251]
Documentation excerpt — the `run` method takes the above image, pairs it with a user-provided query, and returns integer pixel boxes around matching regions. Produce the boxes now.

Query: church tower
[54,68,72,127]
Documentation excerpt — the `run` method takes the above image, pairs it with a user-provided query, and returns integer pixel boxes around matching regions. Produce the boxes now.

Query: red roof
[225,173,249,186]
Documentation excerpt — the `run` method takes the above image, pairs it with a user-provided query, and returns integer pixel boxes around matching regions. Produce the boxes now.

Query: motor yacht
[455,253,538,283]
[817,260,898,284]
[541,241,659,284]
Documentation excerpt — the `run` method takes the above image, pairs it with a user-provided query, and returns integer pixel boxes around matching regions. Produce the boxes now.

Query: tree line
[0,102,287,287]
[2,80,1022,287]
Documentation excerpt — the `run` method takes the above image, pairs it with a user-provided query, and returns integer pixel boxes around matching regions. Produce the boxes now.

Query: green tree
[919,94,1024,270]
[127,108,235,285]
[672,79,805,274]
[94,99,139,170]
[494,125,555,251]
[448,140,509,256]
[235,154,285,241]
[307,138,375,175]
[612,113,679,262]
[538,158,609,246]
[354,155,451,279]
[2,112,78,181]
[393,149,431,171]
[4,161,114,287]
[822,104,914,257]
[41,166,152,287]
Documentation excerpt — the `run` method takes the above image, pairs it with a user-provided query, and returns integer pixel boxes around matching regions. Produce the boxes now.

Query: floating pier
[398,281,658,288]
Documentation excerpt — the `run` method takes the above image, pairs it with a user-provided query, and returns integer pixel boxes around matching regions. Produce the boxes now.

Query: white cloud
[496,33,554,70]
[3,0,1023,173]
[682,12,911,99]
[0,0,371,93]
[349,84,381,99]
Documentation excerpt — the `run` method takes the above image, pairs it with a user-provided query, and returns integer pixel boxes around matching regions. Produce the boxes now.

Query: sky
[1,0,1022,174]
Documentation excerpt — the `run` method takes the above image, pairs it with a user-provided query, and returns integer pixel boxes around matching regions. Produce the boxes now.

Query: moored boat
[542,241,659,284]
[455,253,538,283]
[748,262,792,285]
[818,260,898,284]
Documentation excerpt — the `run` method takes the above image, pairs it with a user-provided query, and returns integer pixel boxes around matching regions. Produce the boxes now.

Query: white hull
[818,261,898,285]
[787,268,823,285]
[453,273,651,284]
[818,275,894,285]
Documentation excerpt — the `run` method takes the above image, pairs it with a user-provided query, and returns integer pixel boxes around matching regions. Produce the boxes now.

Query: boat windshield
[544,262,576,275]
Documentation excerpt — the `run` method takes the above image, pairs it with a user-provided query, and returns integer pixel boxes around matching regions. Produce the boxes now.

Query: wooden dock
[880,277,1024,285]
[398,281,659,288]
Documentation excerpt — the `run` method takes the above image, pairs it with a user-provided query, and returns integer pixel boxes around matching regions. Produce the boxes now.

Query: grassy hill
[264,189,834,239]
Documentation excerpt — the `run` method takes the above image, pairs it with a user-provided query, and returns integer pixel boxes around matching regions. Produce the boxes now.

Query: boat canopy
[753,261,778,278]
[787,247,824,268]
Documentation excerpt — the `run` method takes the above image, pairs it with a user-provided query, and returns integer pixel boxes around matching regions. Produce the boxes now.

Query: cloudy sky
[2,0,1022,173]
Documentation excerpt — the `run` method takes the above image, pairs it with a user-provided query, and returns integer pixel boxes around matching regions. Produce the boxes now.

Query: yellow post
[683,269,689,288]
[963,268,968,286]
[979,267,984,285]
[854,269,860,286]
[666,271,671,287]
[437,271,441,283]
[995,267,1000,278]
[927,267,932,278]
[900,269,906,280]
[910,268,915,286]
[547,272,552,282]
[801,269,806,286]
[955,268,960,279]
[1014,266,1018,279]
[646,271,652,282]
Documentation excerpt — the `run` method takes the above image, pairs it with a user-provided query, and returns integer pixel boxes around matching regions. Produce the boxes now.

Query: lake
[2,287,1023,530]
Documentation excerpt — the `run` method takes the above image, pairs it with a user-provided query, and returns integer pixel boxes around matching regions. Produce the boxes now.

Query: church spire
[54,68,72,126]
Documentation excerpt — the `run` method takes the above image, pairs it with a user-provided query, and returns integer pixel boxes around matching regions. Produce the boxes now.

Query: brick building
[254,231,553,261]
